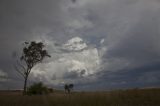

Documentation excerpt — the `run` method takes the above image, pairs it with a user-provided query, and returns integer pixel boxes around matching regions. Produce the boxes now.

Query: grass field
[0,88,160,106]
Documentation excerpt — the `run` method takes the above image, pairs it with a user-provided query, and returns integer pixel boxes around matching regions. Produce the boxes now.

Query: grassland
[0,88,160,106]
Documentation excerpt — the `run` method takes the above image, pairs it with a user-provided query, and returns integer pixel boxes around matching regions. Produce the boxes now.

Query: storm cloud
[0,0,160,90]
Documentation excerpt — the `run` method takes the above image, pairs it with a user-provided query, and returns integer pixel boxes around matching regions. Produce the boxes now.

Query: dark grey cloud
[0,0,64,89]
[0,0,160,90]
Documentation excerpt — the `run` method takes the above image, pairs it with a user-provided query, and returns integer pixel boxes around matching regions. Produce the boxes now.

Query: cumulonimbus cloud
[30,36,106,85]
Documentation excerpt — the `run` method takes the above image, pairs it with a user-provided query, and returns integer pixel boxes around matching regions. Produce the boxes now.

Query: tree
[64,83,74,93]
[69,84,74,90]
[14,41,50,95]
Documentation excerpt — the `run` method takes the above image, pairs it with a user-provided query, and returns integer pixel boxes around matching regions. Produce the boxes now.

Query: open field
[0,88,160,106]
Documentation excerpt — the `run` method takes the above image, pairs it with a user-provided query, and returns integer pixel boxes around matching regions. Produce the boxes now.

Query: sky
[0,0,160,90]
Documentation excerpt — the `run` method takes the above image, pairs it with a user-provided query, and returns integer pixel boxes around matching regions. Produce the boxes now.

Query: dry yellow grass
[0,88,160,106]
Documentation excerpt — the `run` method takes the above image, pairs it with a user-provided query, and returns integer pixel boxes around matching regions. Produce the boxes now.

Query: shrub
[27,82,49,95]
[48,88,54,93]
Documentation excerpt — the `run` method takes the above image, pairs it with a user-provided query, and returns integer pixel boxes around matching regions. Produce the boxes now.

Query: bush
[48,88,54,93]
[27,82,49,95]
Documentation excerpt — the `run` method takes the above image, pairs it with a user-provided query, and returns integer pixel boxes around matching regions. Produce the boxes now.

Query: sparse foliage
[14,41,50,95]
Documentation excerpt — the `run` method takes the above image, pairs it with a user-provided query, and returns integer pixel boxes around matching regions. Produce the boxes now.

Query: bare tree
[14,41,50,95]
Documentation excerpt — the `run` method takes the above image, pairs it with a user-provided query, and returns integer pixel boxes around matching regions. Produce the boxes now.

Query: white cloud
[31,36,106,85]
[63,37,87,51]
[100,39,105,44]
[0,69,8,82]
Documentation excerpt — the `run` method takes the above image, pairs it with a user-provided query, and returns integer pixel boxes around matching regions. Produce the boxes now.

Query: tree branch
[17,60,26,72]
[14,64,25,78]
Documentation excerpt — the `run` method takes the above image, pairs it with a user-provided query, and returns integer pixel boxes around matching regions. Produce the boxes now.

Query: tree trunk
[23,75,28,95]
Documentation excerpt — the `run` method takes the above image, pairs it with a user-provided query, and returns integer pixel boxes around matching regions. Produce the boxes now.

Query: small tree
[69,84,74,90]
[64,83,74,93]
[14,41,50,95]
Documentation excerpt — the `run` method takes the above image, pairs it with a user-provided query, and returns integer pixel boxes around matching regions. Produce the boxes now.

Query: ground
[0,88,160,106]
